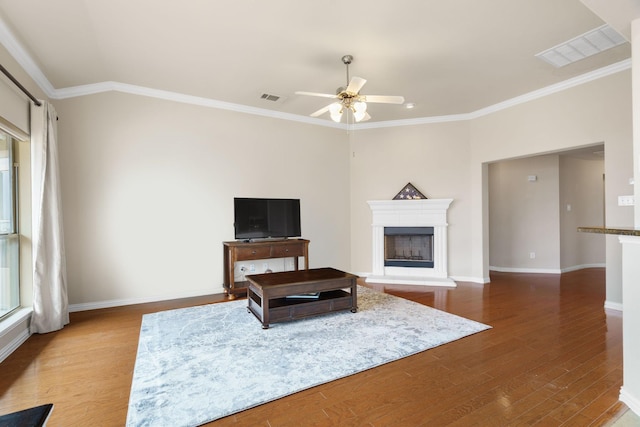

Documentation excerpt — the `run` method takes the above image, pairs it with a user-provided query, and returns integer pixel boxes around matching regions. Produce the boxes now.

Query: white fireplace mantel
[366,199,456,287]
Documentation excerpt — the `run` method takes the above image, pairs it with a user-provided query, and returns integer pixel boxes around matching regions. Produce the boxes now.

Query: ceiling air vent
[260,93,280,102]
[535,24,627,68]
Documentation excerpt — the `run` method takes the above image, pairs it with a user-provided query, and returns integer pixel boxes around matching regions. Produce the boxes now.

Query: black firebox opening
[384,227,434,268]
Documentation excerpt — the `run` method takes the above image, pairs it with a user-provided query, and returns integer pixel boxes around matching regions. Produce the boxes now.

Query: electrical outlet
[249,264,255,272]
[529,252,536,259]
[618,195,635,206]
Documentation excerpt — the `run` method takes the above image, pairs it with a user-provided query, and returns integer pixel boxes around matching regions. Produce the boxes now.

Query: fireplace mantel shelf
[366,199,456,287]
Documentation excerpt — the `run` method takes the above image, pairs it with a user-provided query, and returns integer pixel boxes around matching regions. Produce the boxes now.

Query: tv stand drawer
[271,244,304,258]
[236,246,271,259]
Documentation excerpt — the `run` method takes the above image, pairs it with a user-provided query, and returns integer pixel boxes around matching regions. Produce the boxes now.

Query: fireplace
[384,227,434,268]
[367,199,455,287]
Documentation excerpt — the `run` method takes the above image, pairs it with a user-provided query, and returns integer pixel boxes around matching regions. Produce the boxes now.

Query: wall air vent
[260,93,280,102]
[535,24,627,68]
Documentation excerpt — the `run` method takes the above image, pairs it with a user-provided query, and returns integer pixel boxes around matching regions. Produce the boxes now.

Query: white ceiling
[0,0,632,124]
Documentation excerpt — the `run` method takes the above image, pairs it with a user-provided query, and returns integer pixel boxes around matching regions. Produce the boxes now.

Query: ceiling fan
[295,55,405,123]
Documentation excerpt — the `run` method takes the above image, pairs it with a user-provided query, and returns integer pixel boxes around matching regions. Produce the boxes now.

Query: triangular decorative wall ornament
[393,182,428,200]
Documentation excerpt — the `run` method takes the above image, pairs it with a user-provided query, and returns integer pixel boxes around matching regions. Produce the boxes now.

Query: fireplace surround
[367,199,455,287]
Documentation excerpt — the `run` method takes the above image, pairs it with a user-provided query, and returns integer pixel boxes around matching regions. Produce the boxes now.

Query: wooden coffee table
[246,267,358,329]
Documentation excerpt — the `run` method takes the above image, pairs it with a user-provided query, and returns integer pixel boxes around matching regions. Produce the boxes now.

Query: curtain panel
[30,101,69,334]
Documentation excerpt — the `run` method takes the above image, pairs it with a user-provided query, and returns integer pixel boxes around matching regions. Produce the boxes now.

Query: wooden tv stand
[223,239,309,298]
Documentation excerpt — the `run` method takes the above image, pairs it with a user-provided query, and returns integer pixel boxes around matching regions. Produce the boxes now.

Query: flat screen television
[234,197,301,240]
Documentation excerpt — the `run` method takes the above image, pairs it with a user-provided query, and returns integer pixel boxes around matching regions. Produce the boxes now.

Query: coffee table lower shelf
[248,290,355,327]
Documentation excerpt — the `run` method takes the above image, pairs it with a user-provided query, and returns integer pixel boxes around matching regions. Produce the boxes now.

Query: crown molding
[1,11,630,129]
[55,81,347,129]
[352,58,631,130]
[0,15,56,99]
[353,113,471,130]
[465,58,632,120]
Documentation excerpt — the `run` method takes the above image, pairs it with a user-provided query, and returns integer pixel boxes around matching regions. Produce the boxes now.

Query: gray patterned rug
[126,286,490,426]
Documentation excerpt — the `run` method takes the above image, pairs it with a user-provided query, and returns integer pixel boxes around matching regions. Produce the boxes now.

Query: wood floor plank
[579,379,624,422]
[546,368,623,424]
[0,268,629,426]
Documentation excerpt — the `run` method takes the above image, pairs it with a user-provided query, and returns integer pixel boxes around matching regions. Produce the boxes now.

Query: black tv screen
[234,198,301,240]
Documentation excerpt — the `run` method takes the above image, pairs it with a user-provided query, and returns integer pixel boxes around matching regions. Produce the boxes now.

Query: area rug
[126,286,490,426]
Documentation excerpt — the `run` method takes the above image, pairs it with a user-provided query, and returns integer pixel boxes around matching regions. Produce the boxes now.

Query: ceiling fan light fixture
[353,101,367,122]
[329,102,343,122]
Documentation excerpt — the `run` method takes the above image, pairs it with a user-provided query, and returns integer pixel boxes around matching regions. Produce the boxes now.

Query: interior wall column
[619,17,640,417]
[634,19,640,227]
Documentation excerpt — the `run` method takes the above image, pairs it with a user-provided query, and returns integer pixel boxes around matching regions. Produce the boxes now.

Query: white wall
[469,71,633,299]
[559,155,605,270]
[349,121,473,280]
[487,153,605,273]
[488,155,561,272]
[55,92,350,307]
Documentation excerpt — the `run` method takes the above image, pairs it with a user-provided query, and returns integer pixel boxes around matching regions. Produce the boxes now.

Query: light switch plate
[618,195,635,206]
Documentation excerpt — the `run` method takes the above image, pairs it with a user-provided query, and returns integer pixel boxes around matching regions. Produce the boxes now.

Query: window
[0,130,19,319]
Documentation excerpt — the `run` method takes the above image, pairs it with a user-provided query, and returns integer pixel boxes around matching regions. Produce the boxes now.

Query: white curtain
[30,101,69,334]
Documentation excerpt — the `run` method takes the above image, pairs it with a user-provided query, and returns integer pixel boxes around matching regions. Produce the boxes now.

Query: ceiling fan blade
[346,76,367,94]
[362,95,405,104]
[310,104,332,117]
[295,91,338,99]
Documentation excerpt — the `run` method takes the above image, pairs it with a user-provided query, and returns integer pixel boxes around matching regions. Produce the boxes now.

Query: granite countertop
[578,226,640,236]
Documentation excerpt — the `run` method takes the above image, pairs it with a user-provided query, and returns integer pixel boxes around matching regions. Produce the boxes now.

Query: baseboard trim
[489,265,605,274]
[69,286,226,312]
[490,266,562,274]
[560,263,606,273]
[620,387,640,417]
[604,300,623,312]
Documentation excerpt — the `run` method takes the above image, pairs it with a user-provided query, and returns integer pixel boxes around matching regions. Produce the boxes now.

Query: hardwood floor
[0,268,628,426]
